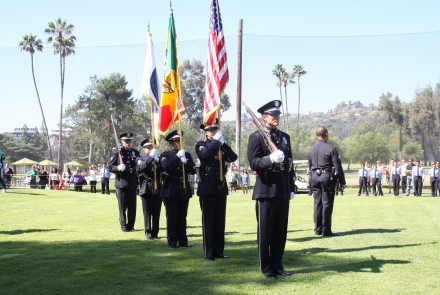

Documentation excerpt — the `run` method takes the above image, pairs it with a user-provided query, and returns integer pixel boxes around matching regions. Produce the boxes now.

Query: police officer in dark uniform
[107,132,140,232]
[308,127,345,237]
[196,121,237,261]
[137,138,163,240]
[160,130,196,249]
[247,100,294,279]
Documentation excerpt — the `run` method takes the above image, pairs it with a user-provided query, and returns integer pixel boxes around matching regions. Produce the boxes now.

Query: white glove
[176,150,185,157]
[213,130,224,144]
[153,155,160,163]
[180,157,187,164]
[269,150,285,163]
[290,192,295,200]
[117,164,126,171]
[150,149,157,158]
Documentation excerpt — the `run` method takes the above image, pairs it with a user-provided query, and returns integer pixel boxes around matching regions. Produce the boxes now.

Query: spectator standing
[226,167,238,194]
[437,162,440,196]
[89,166,97,193]
[370,164,383,196]
[400,160,407,194]
[37,169,49,189]
[365,161,371,194]
[405,158,415,196]
[241,169,249,195]
[428,163,438,197]
[391,161,401,196]
[0,150,6,193]
[100,163,111,195]
[386,160,395,193]
[71,170,84,192]
[412,160,424,196]
[4,163,14,189]
[62,168,72,190]
[357,164,369,196]
[26,165,39,189]
[49,167,59,190]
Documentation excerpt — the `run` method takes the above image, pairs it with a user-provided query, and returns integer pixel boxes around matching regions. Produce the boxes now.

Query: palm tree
[45,18,76,169]
[19,34,53,161]
[281,70,295,132]
[293,65,307,130]
[272,64,287,130]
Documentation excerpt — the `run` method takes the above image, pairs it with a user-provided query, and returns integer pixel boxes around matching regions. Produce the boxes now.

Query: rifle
[110,115,123,165]
[243,102,279,152]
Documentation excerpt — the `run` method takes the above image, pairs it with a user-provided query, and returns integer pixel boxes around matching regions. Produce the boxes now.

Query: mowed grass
[1,188,439,295]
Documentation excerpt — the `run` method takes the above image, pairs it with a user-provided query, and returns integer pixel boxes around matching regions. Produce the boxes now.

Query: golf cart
[292,160,310,194]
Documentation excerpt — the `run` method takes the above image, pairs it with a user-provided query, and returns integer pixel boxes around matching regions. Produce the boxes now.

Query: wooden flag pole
[217,109,224,184]
[150,104,158,193]
[178,120,186,190]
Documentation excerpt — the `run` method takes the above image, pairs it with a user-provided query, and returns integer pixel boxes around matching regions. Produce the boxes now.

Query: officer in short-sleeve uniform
[160,130,197,249]
[137,138,163,240]
[308,127,345,237]
[107,132,140,232]
[196,121,237,261]
[247,100,295,279]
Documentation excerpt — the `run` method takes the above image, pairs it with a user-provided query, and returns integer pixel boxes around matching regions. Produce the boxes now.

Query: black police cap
[140,138,153,147]
[257,100,282,115]
[119,132,134,140]
[200,119,219,131]
[165,130,183,142]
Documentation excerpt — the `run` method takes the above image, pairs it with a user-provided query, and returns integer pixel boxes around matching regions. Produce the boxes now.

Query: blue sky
[1,0,439,134]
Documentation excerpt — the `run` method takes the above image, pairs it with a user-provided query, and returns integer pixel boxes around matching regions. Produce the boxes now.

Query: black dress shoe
[215,255,229,259]
[277,269,292,276]
[146,236,154,241]
[315,231,322,236]
[169,245,178,249]
[153,237,161,240]
[264,271,277,279]
[180,244,192,247]
[322,232,339,237]
[205,258,214,262]
[121,228,128,232]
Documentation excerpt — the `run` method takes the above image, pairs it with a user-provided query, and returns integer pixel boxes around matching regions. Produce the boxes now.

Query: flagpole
[150,104,158,193]
[178,120,186,190]
[217,109,224,186]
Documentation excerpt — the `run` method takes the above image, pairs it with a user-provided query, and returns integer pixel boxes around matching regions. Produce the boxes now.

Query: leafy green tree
[179,59,231,129]
[344,132,391,165]
[281,70,295,131]
[293,65,307,129]
[45,18,76,169]
[19,34,53,161]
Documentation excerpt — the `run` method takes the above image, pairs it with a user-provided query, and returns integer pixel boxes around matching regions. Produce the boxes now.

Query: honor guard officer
[160,130,197,249]
[107,132,140,232]
[247,100,295,279]
[308,127,345,237]
[137,138,163,240]
[196,120,237,261]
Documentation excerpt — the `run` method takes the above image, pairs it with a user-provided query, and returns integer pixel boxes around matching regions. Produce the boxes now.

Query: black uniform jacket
[159,149,196,199]
[108,148,140,189]
[195,138,238,196]
[248,128,294,200]
[137,154,163,196]
[308,140,345,185]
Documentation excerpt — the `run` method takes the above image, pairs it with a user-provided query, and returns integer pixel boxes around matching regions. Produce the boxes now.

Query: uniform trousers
[371,178,383,196]
[90,180,97,193]
[392,175,400,196]
[200,194,227,259]
[256,197,289,273]
[401,176,407,193]
[358,177,368,195]
[413,176,422,196]
[312,173,336,235]
[101,178,110,194]
[140,194,163,239]
[429,177,437,196]
[163,198,189,247]
[116,188,137,231]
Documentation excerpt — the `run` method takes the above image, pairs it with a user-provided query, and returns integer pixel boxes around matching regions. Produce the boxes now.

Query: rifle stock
[243,103,278,152]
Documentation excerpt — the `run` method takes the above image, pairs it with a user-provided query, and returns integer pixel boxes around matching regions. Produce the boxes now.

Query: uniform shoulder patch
[199,146,205,151]
[161,157,167,162]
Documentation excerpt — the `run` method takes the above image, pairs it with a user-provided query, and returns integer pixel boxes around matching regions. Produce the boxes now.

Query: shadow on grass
[0,238,416,294]
[0,229,59,235]
[290,228,405,243]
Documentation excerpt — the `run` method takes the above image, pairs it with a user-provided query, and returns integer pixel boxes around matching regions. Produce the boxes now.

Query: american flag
[203,0,229,126]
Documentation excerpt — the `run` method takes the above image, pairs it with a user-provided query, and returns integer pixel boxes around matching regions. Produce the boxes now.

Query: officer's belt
[312,169,332,173]
[268,163,285,170]
[204,166,220,175]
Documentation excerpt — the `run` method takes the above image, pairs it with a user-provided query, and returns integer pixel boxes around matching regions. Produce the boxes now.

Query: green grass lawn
[1,188,439,294]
